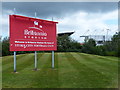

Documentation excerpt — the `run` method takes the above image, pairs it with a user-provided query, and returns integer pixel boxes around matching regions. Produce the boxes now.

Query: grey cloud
[2,2,118,18]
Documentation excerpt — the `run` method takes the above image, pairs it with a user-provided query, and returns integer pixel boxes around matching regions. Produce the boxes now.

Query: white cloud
[2,10,14,38]
[2,9,14,23]
[57,10,118,42]
[2,9,118,42]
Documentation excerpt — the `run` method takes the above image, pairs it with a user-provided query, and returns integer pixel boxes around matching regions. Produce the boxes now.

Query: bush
[57,35,82,52]
[105,51,116,56]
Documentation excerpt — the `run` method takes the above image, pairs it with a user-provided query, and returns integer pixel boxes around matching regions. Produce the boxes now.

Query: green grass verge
[2,52,119,88]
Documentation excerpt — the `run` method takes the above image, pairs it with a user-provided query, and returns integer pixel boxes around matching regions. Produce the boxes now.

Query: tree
[96,32,120,57]
[57,35,82,52]
[2,37,34,56]
[111,32,120,57]
[2,37,13,56]
[81,38,96,54]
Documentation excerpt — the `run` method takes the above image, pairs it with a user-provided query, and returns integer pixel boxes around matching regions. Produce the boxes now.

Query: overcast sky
[2,2,118,42]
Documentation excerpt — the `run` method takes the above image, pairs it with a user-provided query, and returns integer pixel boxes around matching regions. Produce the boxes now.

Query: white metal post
[13,8,17,73]
[34,12,37,71]
[52,51,54,69]
[14,8,16,15]
[14,51,16,72]
[51,17,55,69]
[35,12,37,18]
[35,51,37,70]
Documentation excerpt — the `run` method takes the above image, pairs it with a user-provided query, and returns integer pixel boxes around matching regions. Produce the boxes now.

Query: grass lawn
[2,52,119,88]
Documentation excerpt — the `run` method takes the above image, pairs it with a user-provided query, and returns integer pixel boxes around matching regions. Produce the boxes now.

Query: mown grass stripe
[77,52,118,66]
[70,52,118,88]
[80,53,118,62]
[71,52,118,72]
[65,52,112,88]
[19,53,46,72]
[54,53,60,87]
[18,53,45,72]
[30,53,59,88]
[12,53,59,88]
[4,54,42,73]
[2,53,49,88]
[57,53,78,88]
[3,53,35,72]
[2,54,27,65]
[2,52,118,88]
[76,52,118,72]
[71,53,118,77]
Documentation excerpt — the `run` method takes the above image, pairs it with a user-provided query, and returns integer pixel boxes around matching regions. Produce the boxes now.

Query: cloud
[2,2,117,18]
[2,10,14,37]
[57,10,118,42]
[2,2,118,42]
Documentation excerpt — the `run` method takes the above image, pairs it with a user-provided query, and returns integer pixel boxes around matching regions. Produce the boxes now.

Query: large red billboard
[10,15,58,51]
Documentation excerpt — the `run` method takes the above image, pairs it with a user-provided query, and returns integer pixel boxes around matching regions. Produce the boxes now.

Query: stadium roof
[58,32,74,36]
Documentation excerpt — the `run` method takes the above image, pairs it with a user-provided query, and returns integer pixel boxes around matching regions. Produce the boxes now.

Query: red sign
[10,15,58,51]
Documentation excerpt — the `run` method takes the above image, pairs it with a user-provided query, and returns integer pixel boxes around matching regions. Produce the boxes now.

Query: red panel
[10,15,58,51]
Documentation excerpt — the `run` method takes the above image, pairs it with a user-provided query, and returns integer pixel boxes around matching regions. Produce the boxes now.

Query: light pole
[106,29,110,41]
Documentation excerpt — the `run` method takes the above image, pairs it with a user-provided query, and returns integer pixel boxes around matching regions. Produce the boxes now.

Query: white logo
[39,25,42,28]
[24,21,47,37]
[34,21,38,25]
[34,21,42,29]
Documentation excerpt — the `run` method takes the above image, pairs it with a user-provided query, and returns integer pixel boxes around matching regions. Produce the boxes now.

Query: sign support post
[34,12,37,71]
[13,8,17,73]
[14,51,16,72]
[34,51,37,70]
[52,51,54,69]
[51,17,55,69]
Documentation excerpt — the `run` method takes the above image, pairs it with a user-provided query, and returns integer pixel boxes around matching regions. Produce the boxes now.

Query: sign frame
[10,15,58,51]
